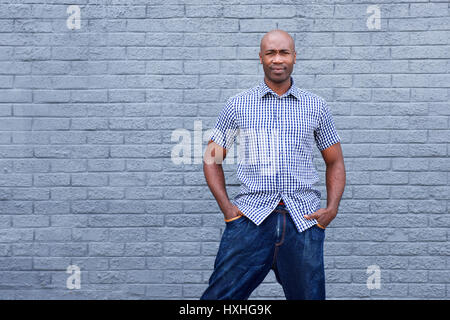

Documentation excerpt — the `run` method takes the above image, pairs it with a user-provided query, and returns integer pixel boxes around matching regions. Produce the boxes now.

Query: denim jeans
[200,203,326,300]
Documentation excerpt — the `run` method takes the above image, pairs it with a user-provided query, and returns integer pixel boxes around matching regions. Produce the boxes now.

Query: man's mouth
[271,67,285,72]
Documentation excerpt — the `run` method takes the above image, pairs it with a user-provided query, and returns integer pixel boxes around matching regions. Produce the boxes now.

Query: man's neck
[264,77,292,96]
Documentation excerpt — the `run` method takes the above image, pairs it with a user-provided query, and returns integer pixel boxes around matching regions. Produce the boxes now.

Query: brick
[145,284,182,297]
[412,88,448,102]
[71,61,108,75]
[164,270,202,284]
[409,31,450,45]
[164,242,201,256]
[35,228,71,241]
[184,61,220,75]
[335,32,371,46]
[108,61,146,75]
[108,173,146,187]
[146,61,183,75]
[108,118,146,130]
[0,90,32,102]
[71,173,108,187]
[89,243,124,257]
[391,103,428,116]
[393,74,450,88]
[410,3,449,17]
[223,5,260,18]
[110,257,146,270]
[370,172,408,185]
[186,5,223,18]
[124,243,163,257]
[0,146,33,158]
[35,201,70,215]
[409,144,447,157]
[0,258,32,271]
[392,46,450,59]
[88,215,163,228]
[240,19,277,32]
[163,47,198,60]
[86,132,122,145]
[12,215,49,227]
[429,130,450,143]
[71,90,108,103]
[146,227,220,242]
[261,5,296,18]
[313,18,353,32]
[12,187,49,200]
[71,200,109,214]
[88,271,127,284]
[109,228,146,242]
[409,60,449,73]
[278,18,314,32]
[50,188,87,200]
[145,33,183,46]
[50,240,89,258]
[409,172,447,185]
[126,270,163,284]
[409,284,446,298]
[88,188,124,200]
[89,46,126,60]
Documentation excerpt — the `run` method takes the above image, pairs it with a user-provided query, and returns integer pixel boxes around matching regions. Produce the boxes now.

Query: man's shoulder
[225,84,261,105]
[295,87,327,105]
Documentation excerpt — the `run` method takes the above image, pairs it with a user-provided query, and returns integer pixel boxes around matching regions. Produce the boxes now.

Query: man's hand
[223,203,243,222]
[303,207,338,229]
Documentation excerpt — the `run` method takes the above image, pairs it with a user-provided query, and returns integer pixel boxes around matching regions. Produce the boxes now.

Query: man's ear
[259,52,262,64]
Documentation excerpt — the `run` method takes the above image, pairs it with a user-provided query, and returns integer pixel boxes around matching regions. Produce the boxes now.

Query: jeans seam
[275,212,286,247]
[272,212,287,268]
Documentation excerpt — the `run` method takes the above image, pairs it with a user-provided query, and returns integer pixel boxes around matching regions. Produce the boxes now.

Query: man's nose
[272,53,283,63]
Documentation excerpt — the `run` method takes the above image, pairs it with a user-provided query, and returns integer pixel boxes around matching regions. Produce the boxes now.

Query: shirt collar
[258,76,301,100]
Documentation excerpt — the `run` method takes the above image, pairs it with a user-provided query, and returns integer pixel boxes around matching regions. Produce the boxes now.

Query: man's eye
[266,51,290,55]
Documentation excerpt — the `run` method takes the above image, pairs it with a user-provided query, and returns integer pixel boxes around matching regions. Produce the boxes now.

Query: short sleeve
[209,99,238,150]
[314,102,341,151]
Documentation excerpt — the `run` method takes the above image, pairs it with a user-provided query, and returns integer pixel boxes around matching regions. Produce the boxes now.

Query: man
[200,30,346,300]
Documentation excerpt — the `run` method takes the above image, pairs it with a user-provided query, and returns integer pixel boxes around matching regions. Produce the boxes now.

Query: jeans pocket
[311,225,325,241]
[225,214,244,225]
[222,214,247,244]
[316,223,326,230]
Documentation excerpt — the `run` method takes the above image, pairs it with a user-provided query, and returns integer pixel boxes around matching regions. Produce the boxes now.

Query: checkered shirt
[209,77,341,232]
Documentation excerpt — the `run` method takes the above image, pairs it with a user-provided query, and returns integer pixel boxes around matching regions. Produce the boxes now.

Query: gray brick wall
[0,0,448,299]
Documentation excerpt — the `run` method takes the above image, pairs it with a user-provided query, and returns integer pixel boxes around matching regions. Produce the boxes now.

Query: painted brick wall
[0,0,449,299]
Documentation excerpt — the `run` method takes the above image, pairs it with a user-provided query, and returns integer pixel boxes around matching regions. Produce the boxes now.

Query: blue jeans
[201,204,326,300]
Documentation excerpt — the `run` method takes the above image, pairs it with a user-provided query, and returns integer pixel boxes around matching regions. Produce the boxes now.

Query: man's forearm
[325,161,346,212]
[203,162,233,214]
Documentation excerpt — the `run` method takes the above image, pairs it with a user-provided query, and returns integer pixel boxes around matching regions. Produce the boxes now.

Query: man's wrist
[326,206,338,216]
[220,201,234,214]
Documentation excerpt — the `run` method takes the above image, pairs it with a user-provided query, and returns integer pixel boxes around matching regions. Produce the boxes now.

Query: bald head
[260,29,295,53]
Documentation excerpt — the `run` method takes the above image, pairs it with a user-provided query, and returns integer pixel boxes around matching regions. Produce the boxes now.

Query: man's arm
[322,142,346,212]
[203,140,241,221]
[304,142,346,228]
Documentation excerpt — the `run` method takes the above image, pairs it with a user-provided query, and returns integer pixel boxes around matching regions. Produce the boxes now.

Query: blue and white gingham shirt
[209,77,341,232]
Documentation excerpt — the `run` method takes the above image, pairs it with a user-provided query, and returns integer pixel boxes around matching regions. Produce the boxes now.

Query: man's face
[259,33,296,83]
